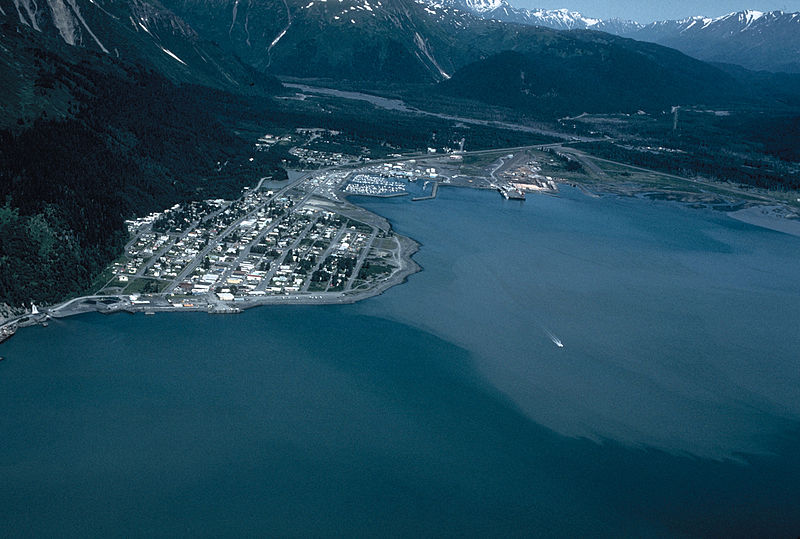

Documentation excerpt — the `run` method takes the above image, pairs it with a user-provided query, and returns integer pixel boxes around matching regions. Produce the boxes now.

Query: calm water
[1,187,799,536]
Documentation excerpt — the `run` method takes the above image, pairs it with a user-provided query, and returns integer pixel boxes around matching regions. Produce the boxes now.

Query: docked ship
[499,186,526,200]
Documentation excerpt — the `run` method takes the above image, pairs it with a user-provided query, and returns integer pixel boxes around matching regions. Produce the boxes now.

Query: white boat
[544,329,564,348]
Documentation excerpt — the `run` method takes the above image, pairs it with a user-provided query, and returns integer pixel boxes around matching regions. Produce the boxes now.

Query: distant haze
[510,0,800,22]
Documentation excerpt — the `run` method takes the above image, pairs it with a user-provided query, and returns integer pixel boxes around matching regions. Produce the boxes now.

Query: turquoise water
[1,187,799,536]
[355,187,800,458]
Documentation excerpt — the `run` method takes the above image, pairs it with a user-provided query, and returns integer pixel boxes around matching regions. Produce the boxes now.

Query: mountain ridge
[0,0,283,90]
[444,1,800,73]
[625,10,800,73]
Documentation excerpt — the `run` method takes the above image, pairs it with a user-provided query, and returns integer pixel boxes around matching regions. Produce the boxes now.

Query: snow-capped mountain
[621,10,800,73]
[630,9,774,40]
[430,0,640,32]
[437,0,800,74]
[485,6,600,29]
[460,0,504,13]
[485,5,641,33]
[4,0,790,94]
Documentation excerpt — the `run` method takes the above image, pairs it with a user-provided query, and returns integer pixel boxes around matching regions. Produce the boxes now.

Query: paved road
[345,228,378,291]
[551,146,611,180]
[255,217,318,292]
[489,154,512,185]
[165,171,317,291]
[300,224,348,292]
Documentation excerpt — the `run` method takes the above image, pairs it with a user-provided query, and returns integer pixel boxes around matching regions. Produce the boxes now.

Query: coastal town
[1,133,797,347]
[0,139,648,340]
[0,136,601,343]
[91,162,422,314]
[111,147,554,304]
[77,148,555,314]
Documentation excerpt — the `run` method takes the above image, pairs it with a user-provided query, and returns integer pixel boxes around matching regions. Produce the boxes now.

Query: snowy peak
[462,0,504,13]
[645,9,774,32]
[440,2,800,74]
[432,1,641,32]
[625,9,800,73]
[729,9,764,26]
[635,9,796,34]
[508,7,600,29]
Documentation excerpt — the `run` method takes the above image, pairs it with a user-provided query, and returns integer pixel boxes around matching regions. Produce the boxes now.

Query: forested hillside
[0,44,285,306]
[438,39,738,116]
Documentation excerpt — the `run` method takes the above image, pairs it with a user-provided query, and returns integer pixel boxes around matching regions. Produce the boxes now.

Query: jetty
[412,181,439,202]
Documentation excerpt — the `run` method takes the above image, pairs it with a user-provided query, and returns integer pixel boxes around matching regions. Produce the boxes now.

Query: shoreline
[727,205,800,237]
[4,147,800,342]
[0,230,422,339]
[0,169,425,339]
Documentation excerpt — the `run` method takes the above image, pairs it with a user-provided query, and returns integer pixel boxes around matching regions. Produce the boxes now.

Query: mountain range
[449,0,640,33]
[4,0,797,103]
[454,1,800,73]
[0,0,765,95]
[3,0,799,134]
[625,10,800,74]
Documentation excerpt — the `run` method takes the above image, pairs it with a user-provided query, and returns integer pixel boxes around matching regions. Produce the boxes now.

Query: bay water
[2,186,799,536]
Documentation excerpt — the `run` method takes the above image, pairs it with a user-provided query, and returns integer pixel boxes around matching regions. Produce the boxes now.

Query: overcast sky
[511,0,800,22]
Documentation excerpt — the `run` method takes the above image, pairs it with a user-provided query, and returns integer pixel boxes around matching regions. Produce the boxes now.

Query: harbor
[412,181,439,202]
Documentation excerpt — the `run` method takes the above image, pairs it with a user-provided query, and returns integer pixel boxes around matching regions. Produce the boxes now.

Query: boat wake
[544,328,564,348]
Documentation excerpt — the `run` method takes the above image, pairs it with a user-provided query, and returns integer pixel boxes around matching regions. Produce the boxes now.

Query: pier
[369,192,408,198]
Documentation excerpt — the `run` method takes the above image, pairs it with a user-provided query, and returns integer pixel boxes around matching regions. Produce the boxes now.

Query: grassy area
[123,278,169,295]
[101,277,133,292]
[358,264,392,279]
[350,279,370,291]
[459,153,505,175]
[308,281,327,292]
[537,147,797,211]
[372,238,396,250]
[86,267,117,295]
